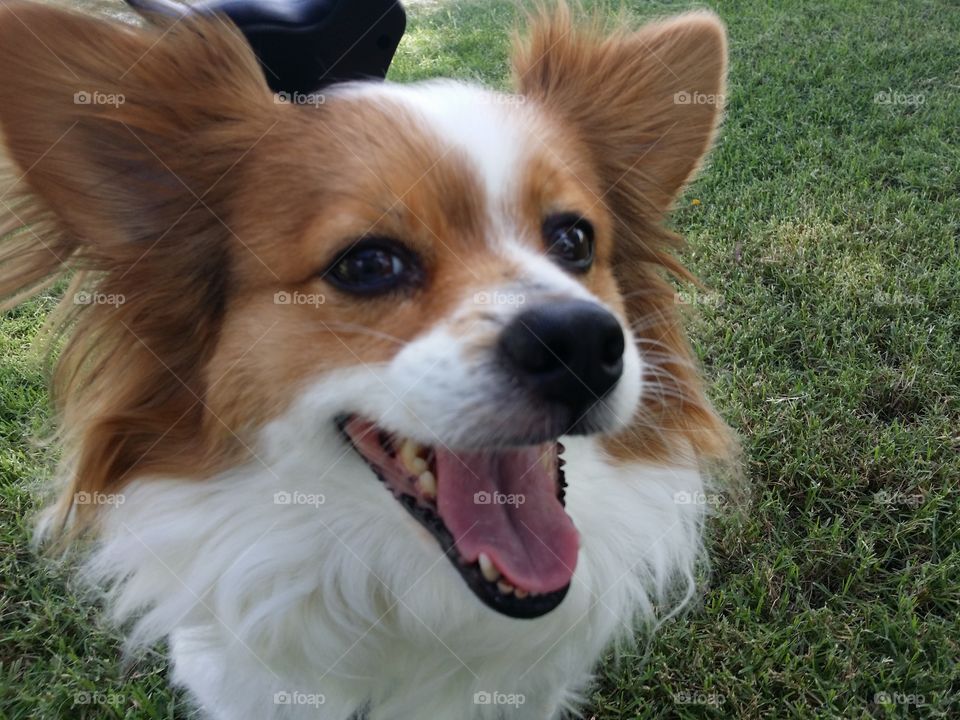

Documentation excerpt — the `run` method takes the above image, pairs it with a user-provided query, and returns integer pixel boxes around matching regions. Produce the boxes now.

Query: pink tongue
[436,446,579,595]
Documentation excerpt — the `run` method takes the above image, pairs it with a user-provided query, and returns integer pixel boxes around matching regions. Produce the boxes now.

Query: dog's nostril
[498,300,625,413]
[601,328,625,366]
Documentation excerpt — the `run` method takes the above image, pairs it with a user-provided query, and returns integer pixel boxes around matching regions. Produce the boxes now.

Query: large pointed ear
[0,3,282,523]
[512,4,727,219]
[0,1,274,263]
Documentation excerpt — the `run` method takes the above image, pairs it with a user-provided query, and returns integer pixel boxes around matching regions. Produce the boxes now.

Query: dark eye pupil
[338,249,402,284]
[325,239,421,295]
[553,227,588,261]
[544,214,594,272]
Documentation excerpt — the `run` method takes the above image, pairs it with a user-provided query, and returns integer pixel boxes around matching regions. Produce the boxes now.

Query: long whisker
[318,321,408,347]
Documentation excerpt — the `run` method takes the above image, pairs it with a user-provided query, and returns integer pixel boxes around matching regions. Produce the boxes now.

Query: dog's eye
[543,214,594,272]
[323,238,423,295]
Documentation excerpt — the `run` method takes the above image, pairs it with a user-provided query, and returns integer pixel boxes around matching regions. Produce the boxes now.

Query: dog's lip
[336,414,576,619]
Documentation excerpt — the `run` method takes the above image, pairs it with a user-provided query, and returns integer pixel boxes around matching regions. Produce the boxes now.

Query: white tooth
[496,580,515,595]
[514,588,529,599]
[400,440,423,473]
[478,553,500,582]
[417,471,437,499]
[412,457,428,474]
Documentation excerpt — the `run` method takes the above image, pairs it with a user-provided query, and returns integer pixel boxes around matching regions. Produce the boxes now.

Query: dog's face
[216,81,639,442]
[0,3,731,618]
[211,80,644,615]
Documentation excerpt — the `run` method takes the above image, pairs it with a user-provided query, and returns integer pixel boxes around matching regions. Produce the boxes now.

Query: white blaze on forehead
[328,79,538,210]
[328,80,600,304]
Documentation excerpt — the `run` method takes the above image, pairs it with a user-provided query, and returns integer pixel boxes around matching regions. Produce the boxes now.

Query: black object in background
[127,0,406,94]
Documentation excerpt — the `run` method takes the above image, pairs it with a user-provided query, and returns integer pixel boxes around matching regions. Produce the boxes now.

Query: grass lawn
[2,0,959,718]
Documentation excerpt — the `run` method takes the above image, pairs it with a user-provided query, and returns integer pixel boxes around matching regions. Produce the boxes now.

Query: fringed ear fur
[0,2,276,533]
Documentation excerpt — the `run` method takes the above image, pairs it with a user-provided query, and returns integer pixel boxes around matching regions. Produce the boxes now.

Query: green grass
[2,0,959,717]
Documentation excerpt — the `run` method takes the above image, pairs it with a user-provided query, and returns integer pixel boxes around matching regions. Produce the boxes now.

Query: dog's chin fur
[77,367,706,720]
[82,407,705,720]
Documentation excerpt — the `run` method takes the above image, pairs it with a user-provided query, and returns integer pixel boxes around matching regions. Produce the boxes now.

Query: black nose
[498,300,625,415]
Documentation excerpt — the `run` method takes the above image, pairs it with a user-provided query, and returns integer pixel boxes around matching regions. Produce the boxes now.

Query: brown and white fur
[0,2,733,718]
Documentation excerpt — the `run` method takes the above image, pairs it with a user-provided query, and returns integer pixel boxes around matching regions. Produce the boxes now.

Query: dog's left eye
[323,238,423,295]
[543,214,594,272]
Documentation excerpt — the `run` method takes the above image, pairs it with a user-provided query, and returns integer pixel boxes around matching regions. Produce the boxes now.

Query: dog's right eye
[322,238,424,295]
[543,213,595,273]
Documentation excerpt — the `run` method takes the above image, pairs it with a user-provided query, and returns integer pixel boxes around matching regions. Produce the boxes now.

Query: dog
[0,2,733,718]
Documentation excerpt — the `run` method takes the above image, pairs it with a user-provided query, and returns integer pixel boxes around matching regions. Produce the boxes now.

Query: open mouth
[338,415,578,619]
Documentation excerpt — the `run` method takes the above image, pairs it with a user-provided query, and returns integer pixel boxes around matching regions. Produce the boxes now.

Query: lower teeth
[360,424,555,605]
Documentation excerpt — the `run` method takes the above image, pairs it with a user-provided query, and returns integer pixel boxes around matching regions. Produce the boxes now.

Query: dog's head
[0,2,732,618]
